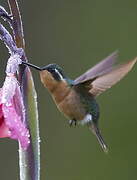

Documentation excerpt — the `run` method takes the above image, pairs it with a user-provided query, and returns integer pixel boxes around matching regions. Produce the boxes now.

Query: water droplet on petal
[5,102,12,107]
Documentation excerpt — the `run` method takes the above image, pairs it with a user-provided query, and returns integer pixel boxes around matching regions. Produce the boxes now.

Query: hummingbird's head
[41,64,66,81]
[22,61,69,92]
[39,64,69,93]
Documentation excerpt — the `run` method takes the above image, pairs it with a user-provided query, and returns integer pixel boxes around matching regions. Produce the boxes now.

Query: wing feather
[90,58,137,96]
[74,51,118,84]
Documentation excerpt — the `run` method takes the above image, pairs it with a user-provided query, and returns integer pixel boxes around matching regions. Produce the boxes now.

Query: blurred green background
[0,0,137,179]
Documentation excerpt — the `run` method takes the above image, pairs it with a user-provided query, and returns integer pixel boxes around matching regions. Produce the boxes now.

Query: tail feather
[89,125,108,153]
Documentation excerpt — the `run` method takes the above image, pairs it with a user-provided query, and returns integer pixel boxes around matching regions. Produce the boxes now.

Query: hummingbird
[22,51,137,152]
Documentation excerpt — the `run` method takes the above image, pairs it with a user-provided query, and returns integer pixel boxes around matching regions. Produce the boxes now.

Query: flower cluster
[0,54,30,150]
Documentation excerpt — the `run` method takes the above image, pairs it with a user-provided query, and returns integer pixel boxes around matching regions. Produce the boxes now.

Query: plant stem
[7,1,40,180]
[8,0,25,49]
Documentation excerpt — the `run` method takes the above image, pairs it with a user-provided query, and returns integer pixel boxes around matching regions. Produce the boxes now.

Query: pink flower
[0,54,30,150]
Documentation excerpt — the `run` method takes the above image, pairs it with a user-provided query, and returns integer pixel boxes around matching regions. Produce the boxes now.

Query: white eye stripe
[54,68,64,80]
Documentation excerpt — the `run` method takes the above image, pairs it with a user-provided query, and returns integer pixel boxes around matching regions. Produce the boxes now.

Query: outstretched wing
[74,51,118,84]
[75,58,137,97]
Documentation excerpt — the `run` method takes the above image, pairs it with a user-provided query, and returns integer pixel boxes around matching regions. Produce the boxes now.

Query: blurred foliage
[0,0,137,179]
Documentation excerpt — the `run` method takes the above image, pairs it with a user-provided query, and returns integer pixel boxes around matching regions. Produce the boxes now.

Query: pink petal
[0,77,30,150]
[0,54,30,150]
[0,105,11,138]
[2,103,30,149]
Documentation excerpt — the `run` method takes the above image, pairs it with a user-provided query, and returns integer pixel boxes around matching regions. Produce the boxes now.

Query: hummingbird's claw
[69,119,77,127]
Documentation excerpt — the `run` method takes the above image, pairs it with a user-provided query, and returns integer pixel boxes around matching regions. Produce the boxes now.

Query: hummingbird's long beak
[22,61,43,71]
[89,124,108,153]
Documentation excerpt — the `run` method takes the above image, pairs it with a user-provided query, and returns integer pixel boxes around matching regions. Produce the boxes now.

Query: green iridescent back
[74,83,100,123]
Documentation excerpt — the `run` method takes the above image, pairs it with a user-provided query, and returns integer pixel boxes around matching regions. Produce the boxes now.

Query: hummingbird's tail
[89,124,108,153]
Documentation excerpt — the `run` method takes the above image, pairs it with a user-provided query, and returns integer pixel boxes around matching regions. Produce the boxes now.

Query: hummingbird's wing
[74,51,118,84]
[75,58,137,97]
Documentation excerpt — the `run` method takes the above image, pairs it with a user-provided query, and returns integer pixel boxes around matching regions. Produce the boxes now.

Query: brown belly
[42,75,86,121]
[53,90,86,120]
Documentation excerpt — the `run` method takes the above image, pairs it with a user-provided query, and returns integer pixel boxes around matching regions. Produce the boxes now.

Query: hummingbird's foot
[69,119,77,127]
